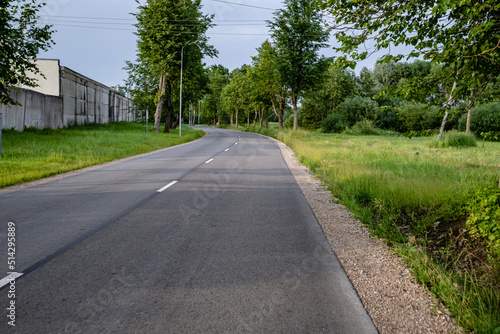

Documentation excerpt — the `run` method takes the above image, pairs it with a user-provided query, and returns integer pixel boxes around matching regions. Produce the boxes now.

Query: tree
[0,0,54,155]
[300,64,358,129]
[204,65,229,125]
[134,0,216,133]
[123,59,158,122]
[318,0,500,135]
[220,69,250,128]
[250,40,288,129]
[357,67,377,98]
[0,0,54,106]
[268,0,330,131]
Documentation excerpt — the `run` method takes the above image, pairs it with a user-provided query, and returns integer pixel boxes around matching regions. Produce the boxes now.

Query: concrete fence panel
[1,60,133,131]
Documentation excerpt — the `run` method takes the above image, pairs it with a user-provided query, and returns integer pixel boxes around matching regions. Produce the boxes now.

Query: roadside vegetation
[195,2,500,329]
[0,122,204,188]
[235,122,500,333]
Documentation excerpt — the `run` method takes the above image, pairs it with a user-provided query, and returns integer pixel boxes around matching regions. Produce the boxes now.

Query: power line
[52,24,135,31]
[212,0,276,11]
[40,14,267,23]
[51,23,271,36]
[39,15,135,21]
[48,18,265,27]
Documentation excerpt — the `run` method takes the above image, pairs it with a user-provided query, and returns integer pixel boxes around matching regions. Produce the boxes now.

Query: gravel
[277,140,465,334]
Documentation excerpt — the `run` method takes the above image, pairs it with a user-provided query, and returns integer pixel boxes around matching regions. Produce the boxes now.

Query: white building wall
[18,59,61,96]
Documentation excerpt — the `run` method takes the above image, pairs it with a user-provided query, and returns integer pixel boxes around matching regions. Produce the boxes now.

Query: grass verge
[0,122,204,188]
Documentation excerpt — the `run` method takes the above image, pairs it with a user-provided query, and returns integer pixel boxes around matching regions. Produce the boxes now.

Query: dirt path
[277,140,464,334]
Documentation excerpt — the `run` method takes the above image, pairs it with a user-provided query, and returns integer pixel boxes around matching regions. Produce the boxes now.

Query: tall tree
[317,0,500,118]
[268,0,330,131]
[250,40,288,130]
[300,64,358,129]
[0,0,54,155]
[0,0,54,106]
[204,65,229,125]
[123,59,158,121]
[134,0,216,133]
[221,69,250,128]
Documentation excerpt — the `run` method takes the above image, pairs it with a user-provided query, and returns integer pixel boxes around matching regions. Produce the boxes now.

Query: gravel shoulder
[277,140,465,334]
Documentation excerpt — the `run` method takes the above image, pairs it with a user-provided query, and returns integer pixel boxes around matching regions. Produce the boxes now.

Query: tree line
[124,0,500,141]
[1,0,499,140]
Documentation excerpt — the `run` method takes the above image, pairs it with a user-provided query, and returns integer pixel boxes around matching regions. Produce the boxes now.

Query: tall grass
[397,244,500,333]
[276,130,500,333]
[0,122,204,188]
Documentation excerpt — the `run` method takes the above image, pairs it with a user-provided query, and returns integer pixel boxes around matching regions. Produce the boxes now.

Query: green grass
[235,125,499,333]
[0,122,204,188]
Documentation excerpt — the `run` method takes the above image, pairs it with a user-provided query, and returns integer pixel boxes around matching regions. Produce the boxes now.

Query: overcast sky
[38,0,374,88]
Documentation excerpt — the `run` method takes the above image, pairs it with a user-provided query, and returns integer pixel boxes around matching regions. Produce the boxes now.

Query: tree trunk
[466,89,474,134]
[438,80,457,140]
[164,81,173,133]
[271,98,283,130]
[292,91,298,131]
[259,105,263,129]
[154,75,166,132]
[230,112,234,127]
[265,107,269,130]
[247,111,250,127]
[253,111,257,128]
[235,108,239,128]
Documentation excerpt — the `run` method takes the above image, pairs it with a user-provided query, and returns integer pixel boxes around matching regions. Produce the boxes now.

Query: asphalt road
[0,127,377,333]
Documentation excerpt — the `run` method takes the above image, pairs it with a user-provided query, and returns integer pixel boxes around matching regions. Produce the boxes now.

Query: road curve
[0,127,377,333]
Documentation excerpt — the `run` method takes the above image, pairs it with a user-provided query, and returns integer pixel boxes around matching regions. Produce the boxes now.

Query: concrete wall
[0,89,64,130]
[0,60,133,131]
[18,59,60,96]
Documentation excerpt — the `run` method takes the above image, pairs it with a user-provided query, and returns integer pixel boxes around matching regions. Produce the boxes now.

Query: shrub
[321,113,347,133]
[398,102,444,133]
[284,113,294,129]
[337,96,378,126]
[345,119,379,135]
[479,131,500,142]
[428,130,477,148]
[466,187,500,260]
[458,102,500,134]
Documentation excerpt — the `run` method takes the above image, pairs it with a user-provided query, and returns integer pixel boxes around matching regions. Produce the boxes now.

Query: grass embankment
[0,122,204,188]
[238,124,500,333]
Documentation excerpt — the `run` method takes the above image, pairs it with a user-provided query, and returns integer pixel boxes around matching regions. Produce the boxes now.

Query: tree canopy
[268,0,330,130]
[0,0,54,105]
[134,0,217,132]
[317,0,500,101]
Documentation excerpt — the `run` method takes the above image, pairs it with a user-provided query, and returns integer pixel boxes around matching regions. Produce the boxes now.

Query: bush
[398,102,444,133]
[428,130,477,148]
[458,102,500,134]
[376,97,406,131]
[337,96,378,126]
[466,187,500,260]
[321,113,347,133]
[345,119,380,135]
[284,113,294,129]
[479,131,500,142]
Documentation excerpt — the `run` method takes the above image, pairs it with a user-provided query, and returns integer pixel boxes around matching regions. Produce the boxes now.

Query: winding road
[0,127,377,333]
